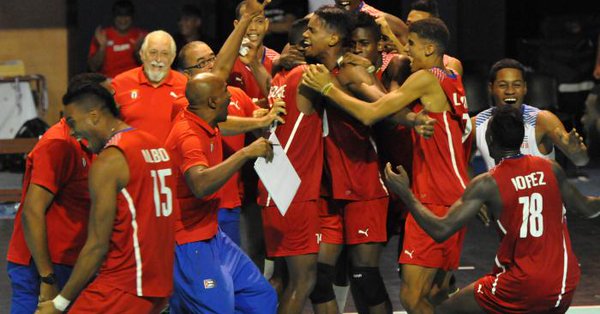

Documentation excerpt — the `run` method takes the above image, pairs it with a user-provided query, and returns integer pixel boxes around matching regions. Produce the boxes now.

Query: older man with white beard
[112,30,188,143]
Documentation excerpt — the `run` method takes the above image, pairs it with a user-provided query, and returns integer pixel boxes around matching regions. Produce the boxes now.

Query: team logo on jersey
[170,91,178,98]
[130,90,139,99]
[229,99,241,110]
[268,84,286,100]
[204,279,216,289]
[477,284,483,294]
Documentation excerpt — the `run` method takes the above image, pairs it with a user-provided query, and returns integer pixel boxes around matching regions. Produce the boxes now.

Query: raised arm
[538,110,589,166]
[384,163,498,242]
[552,160,600,219]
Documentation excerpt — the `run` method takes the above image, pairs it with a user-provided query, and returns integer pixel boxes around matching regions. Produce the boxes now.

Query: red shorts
[70,280,168,314]
[474,274,575,314]
[398,204,465,270]
[262,200,320,257]
[317,197,344,245]
[342,197,388,245]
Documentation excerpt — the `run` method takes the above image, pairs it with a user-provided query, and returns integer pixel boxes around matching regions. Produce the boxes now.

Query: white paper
[254,133,301,216]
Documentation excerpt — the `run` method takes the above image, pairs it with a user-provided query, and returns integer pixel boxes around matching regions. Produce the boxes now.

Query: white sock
[263,259,274,280]
[333,284,350,313]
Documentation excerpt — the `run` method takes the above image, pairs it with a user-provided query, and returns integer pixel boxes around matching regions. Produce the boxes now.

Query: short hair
[112,0,134,17]
[177,41,210,69]
[235,1,246,20]
[288,18,309,46]
[408,17,449,55]
[140,30,176,57]
[489,105,524,150]
[181,4,202,19]
[67,73,108,94]
[353,11,381,41]
[410,0,439,17]
[62,83,119,118]
[489,58,527,84]
[314,5,353,46]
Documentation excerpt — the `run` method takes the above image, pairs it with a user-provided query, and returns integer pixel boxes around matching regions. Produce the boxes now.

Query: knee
[288,266,316,294]
[349,266,388,307]
[309,263,336,304]
[399,284,421,312]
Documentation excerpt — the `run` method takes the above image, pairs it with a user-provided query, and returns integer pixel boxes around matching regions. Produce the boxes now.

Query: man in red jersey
[37,83,176,313]
[112,30,188,143]
[229,0,280,106]
[303,17,472,313]
[88,0,147,78]
[6,74,107,314]
[165,71,278,313]
[385,105,600,314]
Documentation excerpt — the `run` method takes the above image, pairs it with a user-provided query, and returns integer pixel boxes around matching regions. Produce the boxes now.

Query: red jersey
[375,52,398,82]
[258,65,323,205]
[323,69,388,201]
[88,26,147,78]
[411,67,471,205]
[98,128,175,297]
[112,67,188,144]
[165,110,222,244]
[7,119,92,266]
[488,155,580,309]
[220,86,259,209]
[228,47,279,103]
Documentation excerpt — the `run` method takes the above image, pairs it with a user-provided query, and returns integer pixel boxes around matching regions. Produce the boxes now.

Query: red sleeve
[88,37,99,58]
[176,131,210,174]
[237,90,259,117]
[171,97,189,121]
[29,140,77,195]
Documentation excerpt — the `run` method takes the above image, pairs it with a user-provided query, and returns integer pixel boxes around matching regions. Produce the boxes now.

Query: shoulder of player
[464,172,497,198]
[338,63,370,83]
[534,108,562,133]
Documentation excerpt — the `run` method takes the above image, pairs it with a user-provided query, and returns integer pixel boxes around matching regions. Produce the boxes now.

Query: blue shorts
[170,229,277,314]
[7,261,73,314]
[218,207,241,246]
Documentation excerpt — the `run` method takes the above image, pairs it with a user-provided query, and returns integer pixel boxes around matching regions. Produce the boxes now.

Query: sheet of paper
[254,133,301,216]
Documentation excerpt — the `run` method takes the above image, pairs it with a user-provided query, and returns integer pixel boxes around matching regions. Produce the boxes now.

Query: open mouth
[246,34,260,41]
[503,97,517,104]
[339,1,350,8]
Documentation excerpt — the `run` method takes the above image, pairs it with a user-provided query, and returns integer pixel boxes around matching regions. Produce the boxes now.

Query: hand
[266,99,287,125]
[383,162,411,198]
[567,128,587,152]
[240,41,260,67]
[375,16,392,36]
[414,109,436,139]
[340,53,373,69]
[302,64,333,93]
[477,205,491,227]
[36,300,61,313]
[243,137,274,162]
[243,0,271,18]
[39,282,60,303]
[253,108,269,118]
[94,26,108,47]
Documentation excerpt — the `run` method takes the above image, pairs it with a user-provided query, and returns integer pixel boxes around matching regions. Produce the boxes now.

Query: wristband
[52,294,71,312]
[320,82,334,96]
[367,65,376,74]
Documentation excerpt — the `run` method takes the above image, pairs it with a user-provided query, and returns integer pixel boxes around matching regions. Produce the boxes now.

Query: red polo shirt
[165,109,222,244]
[88,26,147,78]
[112,67,188,144]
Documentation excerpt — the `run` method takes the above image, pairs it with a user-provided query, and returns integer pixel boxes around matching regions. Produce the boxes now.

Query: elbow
[432,227,453,243]
[191,184,209,199]
[361,116,377,126]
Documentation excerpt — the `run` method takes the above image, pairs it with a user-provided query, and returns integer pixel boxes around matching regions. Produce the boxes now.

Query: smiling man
[473,58,588,170]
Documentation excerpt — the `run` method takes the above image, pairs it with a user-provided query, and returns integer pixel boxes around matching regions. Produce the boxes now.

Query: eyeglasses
[183,56,216,71]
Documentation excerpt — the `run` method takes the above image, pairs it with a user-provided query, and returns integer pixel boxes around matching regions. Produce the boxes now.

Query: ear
[207,97,217,110]
[424,42,435,57]
[264,18,270,29]
[87,109,100,126]
[328,34,340,47]
[522,81,528,95]
[377,39,384,53]
[233,19,239,28]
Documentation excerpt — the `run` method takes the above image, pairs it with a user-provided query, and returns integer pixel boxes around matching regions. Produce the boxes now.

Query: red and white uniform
[165,110,223,244]
[112,67,188,144]
[7,119,92,267]
[71,128,176,312]
[88,26,147,78]
[323,67,389,245]
[399,67,471,269]
[474,155,580,313]
[228,47,279,103]
[258,65,322,257]
[220,86,259,209]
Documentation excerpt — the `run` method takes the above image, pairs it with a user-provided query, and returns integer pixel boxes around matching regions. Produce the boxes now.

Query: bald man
[164,73,278,313]
[112,30,188,143]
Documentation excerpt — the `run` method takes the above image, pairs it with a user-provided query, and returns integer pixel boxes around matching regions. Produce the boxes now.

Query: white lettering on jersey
[268,84,286,100]
[142,148,170,163]
[113,43,131,52]
[510,171,546,192]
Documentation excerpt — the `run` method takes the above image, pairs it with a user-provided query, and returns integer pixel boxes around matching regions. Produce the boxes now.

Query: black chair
[462,73,490,115]
[525,73,558,111]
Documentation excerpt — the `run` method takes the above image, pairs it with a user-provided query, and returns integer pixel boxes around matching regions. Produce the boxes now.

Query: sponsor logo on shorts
[404,249,415,259]
[82,158,87,168]
[204,279,216,289]
[358,228,369,237]
[315,233,322,244]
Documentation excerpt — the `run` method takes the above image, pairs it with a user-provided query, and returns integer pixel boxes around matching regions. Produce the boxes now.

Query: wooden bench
[0,138,38,202]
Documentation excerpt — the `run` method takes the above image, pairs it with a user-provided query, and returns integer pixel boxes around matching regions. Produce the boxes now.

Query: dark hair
[489,58,527,84]
[235,1,246,20]
[353,11,381,41]
[489,105,524,150]
[410,0,439,17]
[314,5,353,46]
[67,73,108,94]
[288,18,309,45]
[63,83,119,118]
[408,17,449,55]
[181,4,202,19]
[112,0,134,17]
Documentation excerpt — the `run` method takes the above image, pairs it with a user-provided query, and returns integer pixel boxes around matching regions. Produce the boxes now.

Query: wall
[0,0,68,124]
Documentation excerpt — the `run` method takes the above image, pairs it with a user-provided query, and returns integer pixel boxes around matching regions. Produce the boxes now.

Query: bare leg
[399,264,439,314]
[278,254,318,314]
[434,282,485,314]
